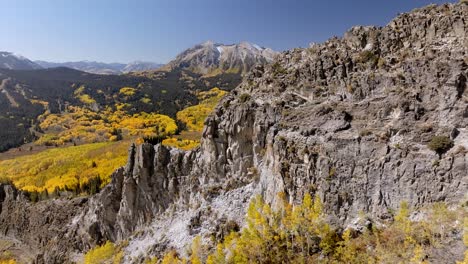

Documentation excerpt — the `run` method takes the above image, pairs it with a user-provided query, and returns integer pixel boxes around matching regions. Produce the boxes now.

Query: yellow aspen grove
[216,194,334,263]
[152,193,465,264]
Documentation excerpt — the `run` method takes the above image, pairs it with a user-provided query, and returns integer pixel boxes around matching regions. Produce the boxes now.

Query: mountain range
[34,60,163,75]
[1,41,277,76]
[0,52,164,74]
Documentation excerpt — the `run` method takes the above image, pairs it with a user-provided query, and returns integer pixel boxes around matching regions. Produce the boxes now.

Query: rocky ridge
[0,2,467,263]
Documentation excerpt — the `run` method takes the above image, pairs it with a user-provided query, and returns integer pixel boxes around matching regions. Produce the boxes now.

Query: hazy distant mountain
[122,61,163,73]
[35,60,162,75]
[0,52,43,70]
[35,61,124,75]
[161,41,278,75]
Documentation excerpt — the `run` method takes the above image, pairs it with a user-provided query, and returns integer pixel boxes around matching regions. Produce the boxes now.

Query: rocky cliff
[0,2,466,263]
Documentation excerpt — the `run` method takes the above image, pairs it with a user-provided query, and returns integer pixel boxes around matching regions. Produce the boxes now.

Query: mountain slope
[0,2,466,263]
[0,56,243,152]
[0,66,220,152]
[161,41,278,75]
[0,52,42,70]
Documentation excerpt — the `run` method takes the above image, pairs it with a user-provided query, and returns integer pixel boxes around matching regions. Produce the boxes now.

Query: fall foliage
[151,195,466,264]
[3,86,225,196]
[84,241,126,264]
[36,106,177,146]
[176,88,227,132]
[0,141,128,194]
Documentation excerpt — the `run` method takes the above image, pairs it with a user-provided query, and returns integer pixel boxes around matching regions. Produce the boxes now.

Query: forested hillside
[0,86,227,198]
[0,66,240,152]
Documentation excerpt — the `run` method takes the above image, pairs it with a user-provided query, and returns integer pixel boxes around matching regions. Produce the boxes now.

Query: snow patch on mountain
[0,51,42,70]
[253,44,262,51]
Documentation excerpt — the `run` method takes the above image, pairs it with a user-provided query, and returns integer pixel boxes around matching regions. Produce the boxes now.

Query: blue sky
[1,0,456,63]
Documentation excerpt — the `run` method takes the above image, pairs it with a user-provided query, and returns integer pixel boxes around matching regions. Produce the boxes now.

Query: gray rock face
[0,2,466,263]
[0,184,88,263]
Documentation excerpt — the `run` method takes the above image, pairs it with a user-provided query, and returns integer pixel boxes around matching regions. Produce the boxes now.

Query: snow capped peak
[0,52,14,58]
[0,51,31,61]
[236,42,268,53]
[202,40,216,46]
[11,53,28,61]
[252,44,263,51]
[126,61,142,66]
[0,51,42,70]
[127,60,157,65]
[167,41,278,75]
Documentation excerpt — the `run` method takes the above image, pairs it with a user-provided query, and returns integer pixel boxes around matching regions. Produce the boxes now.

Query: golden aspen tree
[206,244,226,264]
[278,192,294,261]
[190,236,203,264]
[84,241,116,264]
[232,195,270,263]
[410,245,428,264]
[457,218,468,264]
[395,201,416,247]
[144,257,159,264]
[0,260,16,264]
[161,250,183,264]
